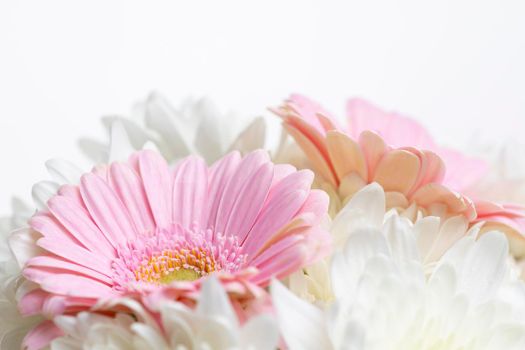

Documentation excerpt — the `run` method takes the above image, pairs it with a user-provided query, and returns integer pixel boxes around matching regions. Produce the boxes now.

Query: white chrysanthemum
[273,206,525,349]
[80,92,266,164]
[287,183,481,305]
[0,199,40,349]
[51,277,279,350]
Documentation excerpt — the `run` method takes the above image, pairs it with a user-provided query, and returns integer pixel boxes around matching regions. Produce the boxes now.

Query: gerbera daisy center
[134,247,217,284]
[111,225,247,291]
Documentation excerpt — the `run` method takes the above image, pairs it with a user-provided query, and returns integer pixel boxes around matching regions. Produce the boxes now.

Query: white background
[1,0,525,214]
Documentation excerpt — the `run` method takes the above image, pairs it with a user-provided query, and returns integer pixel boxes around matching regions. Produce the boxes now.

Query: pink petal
[250,235,304,267]
[29,212,77,245]
[241,170,313,256]
[80,173,137,246]
[440,147,489,191]
[26,255,113,284]
[296,189,330,226]
[272,164,296,185]
[42,295,67,316]
[22,321,63,350]
[226,162,273,244]
[346,98,436,150]
[108,162,155,234]
[19,289,48,316]
[39,273,113,298]
[45,196,115,256]
[214,151,269,235]
[206,152,242,230]
[37,237,112,276]
[138,150,173,228]
[171,156,208,228]
[250,236,307,285]
[56,184,83,204]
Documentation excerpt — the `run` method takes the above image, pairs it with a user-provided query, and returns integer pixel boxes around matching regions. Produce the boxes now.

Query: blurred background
[1,0,525,213]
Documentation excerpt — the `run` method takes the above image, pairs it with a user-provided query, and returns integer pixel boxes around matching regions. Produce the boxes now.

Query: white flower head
[287,183,481,305]
[273,216,525,350]
[81,92,267,165]
[52,276,279,350]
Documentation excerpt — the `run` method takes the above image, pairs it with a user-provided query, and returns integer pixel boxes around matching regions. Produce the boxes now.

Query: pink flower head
[17,150,330,346]
[273,94,525,249]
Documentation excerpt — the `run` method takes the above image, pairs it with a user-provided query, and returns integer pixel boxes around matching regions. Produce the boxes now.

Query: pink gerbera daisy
[273,94,525,253]
[14,150,330,348]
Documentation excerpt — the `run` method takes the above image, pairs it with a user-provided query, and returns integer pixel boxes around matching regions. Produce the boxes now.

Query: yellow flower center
[134,248,217,284]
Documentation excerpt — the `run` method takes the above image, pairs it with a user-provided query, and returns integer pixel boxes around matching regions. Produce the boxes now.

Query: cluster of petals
[51,277,279,350]
[10,149,330,349]
[3,91,525,350]
[272,94,525,254]
[286,183,484,306]
[81,93,266,164]
[272,191,525,349]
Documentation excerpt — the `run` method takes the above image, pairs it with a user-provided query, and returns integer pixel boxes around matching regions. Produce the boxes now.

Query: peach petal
[403,148,445,196]
[358,131,388,181]
[411,183,469,215]
[373,150,420,195]
[284,123,338,186]
[326,130,367,181]
[316,113,338,133]
[385,191,410,209]
[338,173,367,201]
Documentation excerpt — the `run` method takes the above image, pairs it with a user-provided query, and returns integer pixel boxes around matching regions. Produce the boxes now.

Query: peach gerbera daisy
[12,149,330,349]
[272,94,525,253]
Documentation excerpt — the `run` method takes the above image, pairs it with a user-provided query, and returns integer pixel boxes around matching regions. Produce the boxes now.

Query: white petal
[383,213,419,262]
[194,99,227,163]
[227,117,266,156]
[32,181,59,210]
[424,215,469,263]
[193,319,237,350]
[102,116,151,150]
[485,324,525,350]
[196,277,237,328]
[131,323,167,350]
[108,120,137,162]
[8,228,42,269]
[271,280,331,350]
[45,158,83,185]
[159,305,193,348]
[413,216,441,262]
[332,227,390,299]
[50,337,82,350]
[331,183,385,247]
[144,92,192,159]
[142,141,160,152]
[78,138,108,164]
[240,314,279,350]
[458,231,509,303]
[10,197,33,228]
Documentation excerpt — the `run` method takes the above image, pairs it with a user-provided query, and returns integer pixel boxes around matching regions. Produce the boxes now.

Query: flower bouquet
[2,93,525,349]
